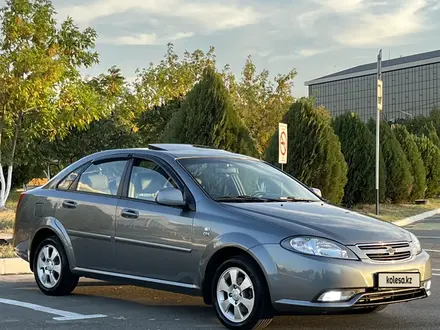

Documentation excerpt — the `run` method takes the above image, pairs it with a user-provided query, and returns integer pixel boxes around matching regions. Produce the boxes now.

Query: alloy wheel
[216,266,255,323]
[36,244,62,289]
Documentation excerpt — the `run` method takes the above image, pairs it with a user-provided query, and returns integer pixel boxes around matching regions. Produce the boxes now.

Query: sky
[4,0,440,96]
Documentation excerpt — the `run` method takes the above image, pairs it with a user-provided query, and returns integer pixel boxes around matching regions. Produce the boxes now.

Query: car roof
[88,144,254,160]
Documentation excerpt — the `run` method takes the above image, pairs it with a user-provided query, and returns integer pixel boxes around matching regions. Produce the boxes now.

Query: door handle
[62,200,77,209]
[121,209,139,219]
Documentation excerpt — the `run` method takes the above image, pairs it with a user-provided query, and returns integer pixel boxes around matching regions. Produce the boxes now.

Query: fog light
[424,280,431,291]
[318,289,362,302]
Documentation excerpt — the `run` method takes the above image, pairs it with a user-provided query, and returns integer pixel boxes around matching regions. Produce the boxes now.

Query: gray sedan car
[13,144,431,329]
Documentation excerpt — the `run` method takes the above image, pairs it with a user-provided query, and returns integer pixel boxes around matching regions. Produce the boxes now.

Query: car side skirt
[72,267,202,296]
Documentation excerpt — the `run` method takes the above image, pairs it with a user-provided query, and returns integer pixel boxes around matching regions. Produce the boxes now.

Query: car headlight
[281,236,358,260]
[410,232,422,255]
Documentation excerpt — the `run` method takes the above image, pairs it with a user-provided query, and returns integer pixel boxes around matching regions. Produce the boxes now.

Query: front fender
[30,217,76,270]
[198,232,277,281]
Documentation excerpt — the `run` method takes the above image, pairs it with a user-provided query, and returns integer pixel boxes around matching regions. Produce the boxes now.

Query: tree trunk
[0,106,6,209]
[0,165,6,209]
[0,112,23,209]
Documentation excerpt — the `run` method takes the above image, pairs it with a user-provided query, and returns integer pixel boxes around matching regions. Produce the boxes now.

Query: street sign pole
[376,49,382,216]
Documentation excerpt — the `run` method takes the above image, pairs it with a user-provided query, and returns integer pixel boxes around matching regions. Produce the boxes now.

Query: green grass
[0,190,20,258]
[353,198,440,222]
[0,190,20,235]
[0,244,15,258]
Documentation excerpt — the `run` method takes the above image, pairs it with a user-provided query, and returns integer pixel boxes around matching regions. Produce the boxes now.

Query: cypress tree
[404,114,440,148]
[368,120,412,203]
[393,125,427,200]
[160,67,257,156]
[138,99,181,144]
[333,113,386,205]
[415,135,440,198]
[265,98,348,204]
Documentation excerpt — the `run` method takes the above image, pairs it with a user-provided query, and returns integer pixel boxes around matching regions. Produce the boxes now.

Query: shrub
[393,125,427,200]
[265,98,348,204]
[333,113,386,205]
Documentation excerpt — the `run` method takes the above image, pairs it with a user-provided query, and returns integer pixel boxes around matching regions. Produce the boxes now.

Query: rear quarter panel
[13,188,60,262]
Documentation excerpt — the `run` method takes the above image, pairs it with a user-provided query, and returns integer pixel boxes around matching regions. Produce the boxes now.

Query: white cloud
[299,0,363,31]
[104,31,194,46]
[115,33,158,46]
[57,0,260,32]
[268,47,334,63]
[296,0,431,48]
[335,0,428,47]
[313,0,364,13]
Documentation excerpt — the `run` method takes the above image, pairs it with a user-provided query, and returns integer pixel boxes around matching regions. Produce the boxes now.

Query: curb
[393,208,440,227]
[0,257,32,275]
[0,234,12,244]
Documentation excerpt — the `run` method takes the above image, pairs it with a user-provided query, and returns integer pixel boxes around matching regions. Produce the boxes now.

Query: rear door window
[77,160,128,196]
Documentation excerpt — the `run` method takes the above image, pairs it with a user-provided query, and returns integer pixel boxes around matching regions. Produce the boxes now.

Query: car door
[55,155,130,271]
[115,155,195,284]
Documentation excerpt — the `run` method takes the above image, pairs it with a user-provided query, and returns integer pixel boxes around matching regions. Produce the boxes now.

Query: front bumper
[275,286,429,312]
[249,244,431,313]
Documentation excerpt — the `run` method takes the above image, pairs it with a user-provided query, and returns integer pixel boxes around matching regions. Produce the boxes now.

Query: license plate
[377,272,420,288]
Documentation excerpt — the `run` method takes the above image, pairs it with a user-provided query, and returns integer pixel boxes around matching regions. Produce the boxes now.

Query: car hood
[222,201,410,245]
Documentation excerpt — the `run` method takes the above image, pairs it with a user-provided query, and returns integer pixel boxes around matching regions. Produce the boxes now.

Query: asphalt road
[1,216,439,330]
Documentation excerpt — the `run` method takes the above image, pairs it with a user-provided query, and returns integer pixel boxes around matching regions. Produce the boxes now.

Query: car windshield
[177,157,321,202]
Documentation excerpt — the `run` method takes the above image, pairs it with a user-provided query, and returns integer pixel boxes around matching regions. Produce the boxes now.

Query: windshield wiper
[280,197,318,202]
[216,195,282,202]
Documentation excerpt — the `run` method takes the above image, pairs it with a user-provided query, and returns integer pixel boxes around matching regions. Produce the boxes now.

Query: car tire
[212,255,273,330]
[33,236,79,296]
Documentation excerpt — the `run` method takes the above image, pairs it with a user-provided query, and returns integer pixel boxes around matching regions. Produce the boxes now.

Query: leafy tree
[231,56,296,157]
[133,43,216,107]
[414,135,440,198]
[0,0,104,207]
[368,120,412,202]
[35,66,139,173]
[129,44,219,131]
[161,66,257,156]
[393,125,426,200]
[265,98,348,204]
[333,113,386,205]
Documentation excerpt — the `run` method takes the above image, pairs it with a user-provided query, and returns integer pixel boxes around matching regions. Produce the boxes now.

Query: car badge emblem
[387,247,395,255]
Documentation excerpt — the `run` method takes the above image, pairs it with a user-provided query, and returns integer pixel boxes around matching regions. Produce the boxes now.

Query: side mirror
[155,187,186,207]
[310,187,322,197]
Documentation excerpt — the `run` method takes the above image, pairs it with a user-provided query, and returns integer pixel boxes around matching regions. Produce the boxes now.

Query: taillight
[16,192,25,213]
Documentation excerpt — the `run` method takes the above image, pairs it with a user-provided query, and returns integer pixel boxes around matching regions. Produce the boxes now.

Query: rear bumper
[13,239,30,263]
[249,244,432,313]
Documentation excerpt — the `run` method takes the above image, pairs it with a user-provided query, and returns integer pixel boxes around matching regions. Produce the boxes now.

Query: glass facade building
[305,50,440,122]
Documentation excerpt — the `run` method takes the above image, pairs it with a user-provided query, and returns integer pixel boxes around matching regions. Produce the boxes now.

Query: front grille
[357,242,412,261]
[355,288,426,306]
